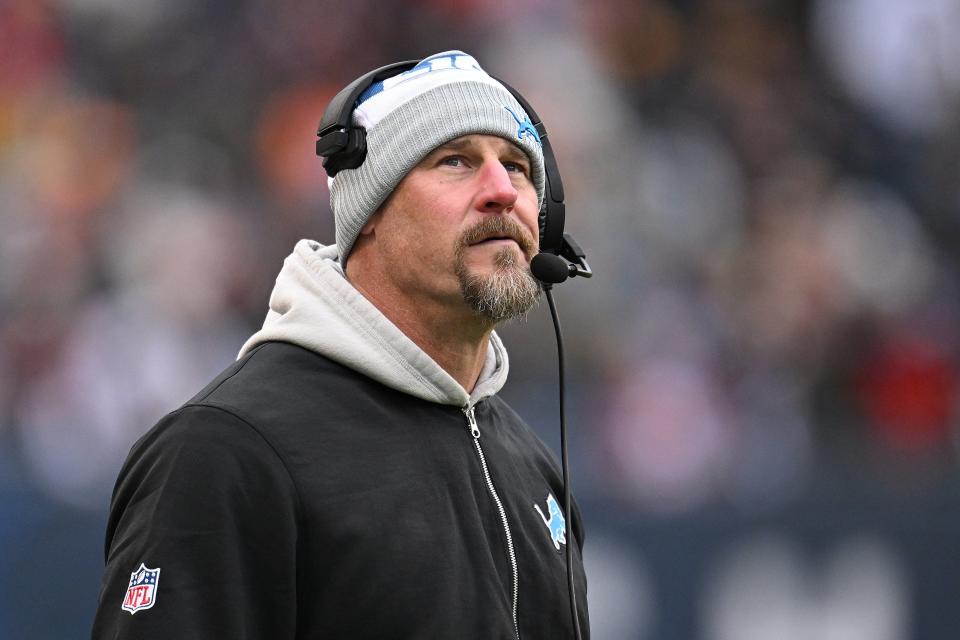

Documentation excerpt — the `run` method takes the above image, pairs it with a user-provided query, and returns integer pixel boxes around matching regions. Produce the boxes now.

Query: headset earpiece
[316,60,418,177]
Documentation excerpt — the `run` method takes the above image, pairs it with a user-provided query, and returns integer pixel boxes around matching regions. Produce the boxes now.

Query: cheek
[380,175,469,264]
[519,192,541,242]
[403,200,462,262]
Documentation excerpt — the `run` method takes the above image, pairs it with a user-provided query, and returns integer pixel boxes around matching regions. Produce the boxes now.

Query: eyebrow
[435,138,472,152]
[433,137,529,162]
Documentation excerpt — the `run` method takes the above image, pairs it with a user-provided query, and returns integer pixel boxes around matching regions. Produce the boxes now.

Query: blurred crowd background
[3,0,960,637]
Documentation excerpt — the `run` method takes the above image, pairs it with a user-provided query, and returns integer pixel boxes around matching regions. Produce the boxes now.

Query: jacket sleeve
[90,404,301,639]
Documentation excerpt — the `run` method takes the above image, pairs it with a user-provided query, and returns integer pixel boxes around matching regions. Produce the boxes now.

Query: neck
[346,264,495,393]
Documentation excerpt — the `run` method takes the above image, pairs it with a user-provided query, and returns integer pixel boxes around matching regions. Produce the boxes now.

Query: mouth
[472,236,520,247]
[459,217,535,257]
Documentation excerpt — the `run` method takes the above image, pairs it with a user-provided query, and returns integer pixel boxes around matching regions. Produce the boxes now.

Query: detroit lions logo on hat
[534,493,566,551]
[505,106,541,145]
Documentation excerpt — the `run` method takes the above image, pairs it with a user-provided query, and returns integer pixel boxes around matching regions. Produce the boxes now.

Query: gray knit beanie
[328,50,546,263]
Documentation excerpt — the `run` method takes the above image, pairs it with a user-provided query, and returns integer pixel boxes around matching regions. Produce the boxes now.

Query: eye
[503,160,529,176]
[440,155,466,168]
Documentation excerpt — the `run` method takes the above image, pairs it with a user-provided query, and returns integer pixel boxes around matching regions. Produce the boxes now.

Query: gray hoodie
[238,239,510,408]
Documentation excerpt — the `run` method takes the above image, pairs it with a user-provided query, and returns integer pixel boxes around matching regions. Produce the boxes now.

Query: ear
[359,210,380,236]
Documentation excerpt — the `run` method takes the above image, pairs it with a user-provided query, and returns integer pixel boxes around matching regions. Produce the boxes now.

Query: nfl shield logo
[122,563,161,614]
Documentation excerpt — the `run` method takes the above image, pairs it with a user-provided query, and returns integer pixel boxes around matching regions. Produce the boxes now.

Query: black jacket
[91,341,589,639]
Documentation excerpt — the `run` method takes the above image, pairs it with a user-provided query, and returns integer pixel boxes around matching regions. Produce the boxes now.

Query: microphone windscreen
[531,253,570,284]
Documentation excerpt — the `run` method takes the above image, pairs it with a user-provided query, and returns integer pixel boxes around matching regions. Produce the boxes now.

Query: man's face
[368,133,541,321]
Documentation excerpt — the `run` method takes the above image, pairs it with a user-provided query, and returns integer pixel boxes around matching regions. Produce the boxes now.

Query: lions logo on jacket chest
[534,493,566,551]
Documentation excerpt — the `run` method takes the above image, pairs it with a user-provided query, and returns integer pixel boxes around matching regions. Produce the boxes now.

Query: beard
[454,216,542,323]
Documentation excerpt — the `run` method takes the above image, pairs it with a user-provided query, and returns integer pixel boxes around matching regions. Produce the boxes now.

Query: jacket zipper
[464,404,520,640]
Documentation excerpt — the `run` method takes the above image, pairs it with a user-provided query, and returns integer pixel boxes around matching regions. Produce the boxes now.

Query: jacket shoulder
[190,341,348,403]
[95,401,300,638]
[186,341,378,417]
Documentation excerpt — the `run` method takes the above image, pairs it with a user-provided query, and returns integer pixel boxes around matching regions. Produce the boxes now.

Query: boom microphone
[531,253,572,284]
[531,233,594,287]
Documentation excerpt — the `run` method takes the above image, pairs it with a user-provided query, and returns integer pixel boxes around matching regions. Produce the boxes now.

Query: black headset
[315,59,591,279]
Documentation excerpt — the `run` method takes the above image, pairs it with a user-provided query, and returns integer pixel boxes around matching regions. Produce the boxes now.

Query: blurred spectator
[702,532,910,640]
[813,0,960,136]
[13,184,260,508]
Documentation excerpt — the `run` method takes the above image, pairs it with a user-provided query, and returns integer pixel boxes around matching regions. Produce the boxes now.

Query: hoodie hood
[238,239,509,407]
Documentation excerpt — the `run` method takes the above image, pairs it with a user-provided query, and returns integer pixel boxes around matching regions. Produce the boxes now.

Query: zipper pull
[464,405,480,439]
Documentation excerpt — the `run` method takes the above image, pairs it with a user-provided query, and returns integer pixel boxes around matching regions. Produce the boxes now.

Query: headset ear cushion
[316,59,419,177]
[323,127,368,177]
[346,127,367,165]
[539,200,565,254]
[538,207,548,248]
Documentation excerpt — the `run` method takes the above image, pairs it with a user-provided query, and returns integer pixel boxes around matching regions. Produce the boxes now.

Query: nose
[475,160,519,213]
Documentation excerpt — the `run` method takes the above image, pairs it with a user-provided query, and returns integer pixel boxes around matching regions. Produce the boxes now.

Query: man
[91,50,590,639]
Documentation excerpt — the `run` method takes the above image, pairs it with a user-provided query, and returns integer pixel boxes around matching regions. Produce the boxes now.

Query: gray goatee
[454,216,541,322]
